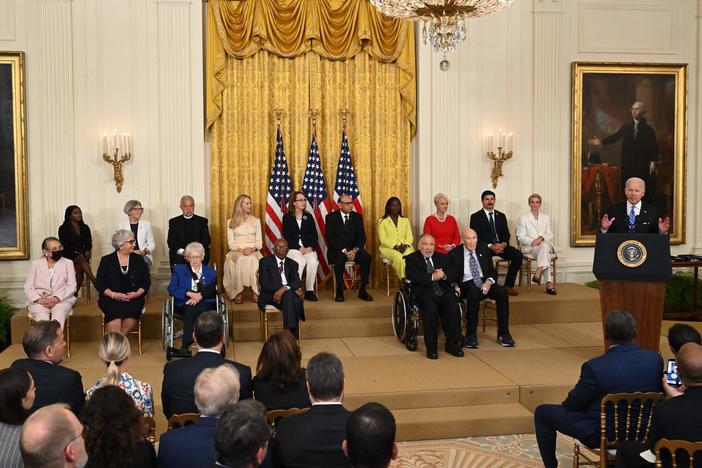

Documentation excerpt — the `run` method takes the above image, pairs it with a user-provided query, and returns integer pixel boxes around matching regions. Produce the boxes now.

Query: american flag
[302,133,332,279]
[332,130,363,214]
[264,128,293,255]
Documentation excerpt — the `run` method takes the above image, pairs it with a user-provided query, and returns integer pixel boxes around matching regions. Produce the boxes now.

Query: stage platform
[1,283,681,442]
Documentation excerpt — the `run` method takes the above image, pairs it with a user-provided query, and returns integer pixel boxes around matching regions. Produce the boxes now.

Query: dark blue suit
[168,263,218,347]
[158,416,217,468]
[534,344,663,468]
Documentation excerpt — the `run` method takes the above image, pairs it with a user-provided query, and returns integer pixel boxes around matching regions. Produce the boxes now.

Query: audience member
[20,403,88,468]
[275,352,352,468]
[253,331,311,410]
[469,190,523,296]
[24,236,77,328]
[450,228,515,348]
[258,239,305,339]
[378,196,414,279]
[58,205,95,296]
[404,234,463,360]
[533,310,663,468]
[85,332,154,416]
[600,177,669,234]
[325,194,373,302]
[81,385,155,468]
[343,402,398,468]
[516,193,557,295]
[116,200,156,271]
[94,229,150,334]
[667,323,701,355]
[223,194,263,304]
[0,368,35,468]
[422,193,460,254]
[162,311,252,419]
[167,195,211,270]
[158,364,241,468]
[167,241,218,357]
[214,400,272,468]
[11,320,84,414]
[282,191,320,301]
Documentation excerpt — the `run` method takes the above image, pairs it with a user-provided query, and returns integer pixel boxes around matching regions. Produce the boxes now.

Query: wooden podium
[593,233,672,352]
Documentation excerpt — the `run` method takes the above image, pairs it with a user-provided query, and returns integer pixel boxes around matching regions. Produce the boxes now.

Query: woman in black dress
[95,230,150,334]
[58,205,96,295]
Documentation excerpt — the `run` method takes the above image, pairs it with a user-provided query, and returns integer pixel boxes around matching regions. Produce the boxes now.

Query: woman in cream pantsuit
[378,197,414,279]
[116,200,156,271]
[516,193,556,295]
[223,194,263,303]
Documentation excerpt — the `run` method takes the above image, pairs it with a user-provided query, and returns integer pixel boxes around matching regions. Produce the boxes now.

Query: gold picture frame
[571,62,687,246]
[0,52,29,260]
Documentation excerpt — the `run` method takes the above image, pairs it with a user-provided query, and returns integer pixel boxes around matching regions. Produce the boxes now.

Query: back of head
[195,364,241,417]
[668,323,702,354]
[0,367,32,425]
[255,331,302,392]
[215,400,272,468]
[21,404,76,468]
[306,352,344,401]
[603,310,637,345]
[676,343,702,387]
[345,403,396,468]
[23,320,61,359]
[195,311,224,349]
[98,332,130,386]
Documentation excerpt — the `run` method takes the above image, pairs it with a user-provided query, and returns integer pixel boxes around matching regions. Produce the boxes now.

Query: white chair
[380,256,399,296]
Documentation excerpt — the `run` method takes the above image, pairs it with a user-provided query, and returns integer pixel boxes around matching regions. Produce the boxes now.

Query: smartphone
[666,358,682,387]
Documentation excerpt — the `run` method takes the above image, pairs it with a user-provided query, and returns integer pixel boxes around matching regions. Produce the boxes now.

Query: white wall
[414,0,702,283]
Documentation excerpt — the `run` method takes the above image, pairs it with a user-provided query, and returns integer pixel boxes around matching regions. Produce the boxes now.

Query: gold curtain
[206,0,416,287]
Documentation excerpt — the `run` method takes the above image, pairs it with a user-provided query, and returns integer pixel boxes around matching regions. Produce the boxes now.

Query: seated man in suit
[167,195,212,270]
[161,311,252,419]
[533,310,663,468]
[275,352,352,468]
[449,228,515,348]
[343,402,398,468]
[258,239,305,339]
[325,194,373,302]
[215,400,272,468]
[11,321,84,415]
[404,234,464,360]
[469,190,523,296]
[20,404,88,468]
[601,177,669,234]
[158,364,241,468]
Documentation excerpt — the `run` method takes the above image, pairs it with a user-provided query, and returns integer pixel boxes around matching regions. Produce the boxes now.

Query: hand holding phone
[666,359,682,387]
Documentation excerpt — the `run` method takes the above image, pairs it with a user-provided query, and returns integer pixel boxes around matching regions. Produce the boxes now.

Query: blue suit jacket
[168,263,217,307]
[157,416,217,468]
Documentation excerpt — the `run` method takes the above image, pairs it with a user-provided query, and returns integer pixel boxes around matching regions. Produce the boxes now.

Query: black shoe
[445,346,464,357]
[532,275,542,285]
[497,334,515,347]
[426,351,438,360]
[358,289,373,302]
[170,346,192,358]
[463,334,479,349]
[304,291,319,301]
[546,288,557,296]
[334,291,345,302]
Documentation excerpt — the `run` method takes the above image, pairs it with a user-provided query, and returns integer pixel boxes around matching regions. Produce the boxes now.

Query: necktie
[425,257,444,296]
[629,206,636,232]
[279,260,284,273]
[469,252,483,288]
[344,215,349,227]
[488,212,498,243]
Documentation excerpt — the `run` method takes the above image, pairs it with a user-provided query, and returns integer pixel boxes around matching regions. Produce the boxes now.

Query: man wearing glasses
[20,404,88,468]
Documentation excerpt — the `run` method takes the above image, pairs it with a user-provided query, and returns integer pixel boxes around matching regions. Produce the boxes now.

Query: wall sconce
[102,129,132,193]
[486,129,513,188]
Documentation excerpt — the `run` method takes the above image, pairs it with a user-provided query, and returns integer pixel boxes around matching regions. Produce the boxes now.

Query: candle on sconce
[122,133,128,154]
[487,133,494,153]
[102,133,108,154]
[112,129,118,150]
[498,130,505,148]
[126,133,131,154]
[508,132,513,151]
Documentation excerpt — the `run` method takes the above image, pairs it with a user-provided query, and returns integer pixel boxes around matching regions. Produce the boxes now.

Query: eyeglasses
[294,198,307,202]
[131,207,144,212]
[65,425,84,450]
[125,239,136,244]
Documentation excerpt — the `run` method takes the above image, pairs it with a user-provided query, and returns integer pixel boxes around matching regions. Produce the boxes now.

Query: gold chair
[142,415,156,444]
[256,271,302,346]
[521,251,558,291]
[101,308,143,355]
[266,407,310,435]
[331,262,361,292]
[81,276,91,304]
[381,256,399,296]
[655,438,702,468]
[167,412,200,431]
[573,391,664,467]
[28,311,73,359]
[480,299,497,333]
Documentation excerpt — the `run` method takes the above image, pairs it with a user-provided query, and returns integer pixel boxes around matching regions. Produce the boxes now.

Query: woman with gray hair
[116,200,156,270]
[95,229,151,334]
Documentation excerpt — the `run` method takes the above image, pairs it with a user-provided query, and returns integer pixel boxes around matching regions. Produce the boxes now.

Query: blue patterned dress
[86,371,154,417]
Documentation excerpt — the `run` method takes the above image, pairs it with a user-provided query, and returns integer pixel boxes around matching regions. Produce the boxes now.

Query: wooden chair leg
[527,258,533,292]
[552,258,557,288]
[259,312,265,342]
[137,320,142,355]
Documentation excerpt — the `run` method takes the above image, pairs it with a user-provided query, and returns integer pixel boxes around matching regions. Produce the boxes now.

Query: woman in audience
[378,196,414,279]
[0,368,35,468]
[95,229,150,334]
[282,191,320,301]
[58,205,96,295]
[423,193,460,254]
[116,200,156,271]
[82,385,156,468]
[223,194,263,304]
[86,331,154,416]
[253,331,311,410]
[516,193,556,295]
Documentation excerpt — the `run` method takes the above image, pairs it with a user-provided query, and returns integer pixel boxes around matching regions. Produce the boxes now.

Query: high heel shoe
[233,293,243,304]
[532,274,542,285]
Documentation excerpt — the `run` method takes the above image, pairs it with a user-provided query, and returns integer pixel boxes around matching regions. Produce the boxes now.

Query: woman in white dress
[516,193,556,295]
[116,199,156,271]
[223,194,263,303]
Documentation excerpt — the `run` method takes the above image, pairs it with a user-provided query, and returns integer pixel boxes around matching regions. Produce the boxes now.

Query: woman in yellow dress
[378,197,414,279]
[223,194,263,303]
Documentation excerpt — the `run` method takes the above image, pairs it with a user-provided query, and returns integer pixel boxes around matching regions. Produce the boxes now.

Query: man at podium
[600,177,669,234]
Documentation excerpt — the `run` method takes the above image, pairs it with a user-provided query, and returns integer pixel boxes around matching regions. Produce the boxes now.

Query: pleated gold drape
[206,0,416,287]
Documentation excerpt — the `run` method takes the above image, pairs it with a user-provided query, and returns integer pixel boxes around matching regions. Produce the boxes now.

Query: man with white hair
[167,195,211,270]
[158,363,241,468]
[600,177,669,234]
[20,403,88,468]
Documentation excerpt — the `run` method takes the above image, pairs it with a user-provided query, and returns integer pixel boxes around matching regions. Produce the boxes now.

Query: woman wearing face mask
[23,236,77,329]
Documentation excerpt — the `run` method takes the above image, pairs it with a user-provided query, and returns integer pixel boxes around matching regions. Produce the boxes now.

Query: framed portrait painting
[0,52,29,260]
[570,62,687,246]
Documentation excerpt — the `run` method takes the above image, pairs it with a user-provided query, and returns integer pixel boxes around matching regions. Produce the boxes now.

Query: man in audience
[325,193,373,302]
[275,352,352,468]
[214,400,272,468]
[600,177,669,234]
[161,311,252,419]
[405,233,464,359]
[450,228,515,348]
[533,310,663,468]
[615,343,702,467]
[469,190,523,296]
[158,364,240,468]
[11,321,84,414]
[667,323,701,355]
[167,195,211,270]
[20,403,88,468]
[343,402,398,468]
